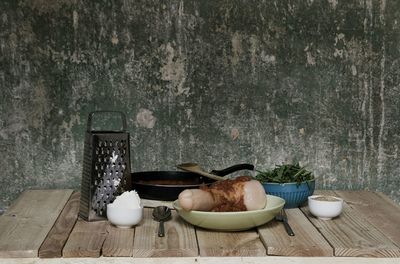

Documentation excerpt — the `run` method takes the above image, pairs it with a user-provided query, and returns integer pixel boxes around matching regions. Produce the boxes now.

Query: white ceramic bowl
[308,195,343,220]
[106,204,143,228]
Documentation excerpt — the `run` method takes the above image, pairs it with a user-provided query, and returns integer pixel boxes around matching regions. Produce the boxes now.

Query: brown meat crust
[199,176,252,212]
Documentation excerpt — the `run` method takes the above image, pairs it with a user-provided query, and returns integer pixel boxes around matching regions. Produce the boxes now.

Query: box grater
[79,111,132,221]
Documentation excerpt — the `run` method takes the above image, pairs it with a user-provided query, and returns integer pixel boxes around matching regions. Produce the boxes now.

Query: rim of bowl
[107,203,144,210]
[308,195,343,202]
[261,178,315,185]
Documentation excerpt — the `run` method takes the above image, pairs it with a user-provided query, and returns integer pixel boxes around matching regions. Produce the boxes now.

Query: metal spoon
[152,206,172,237]
[177,163,226,181]
[275,209,295,236]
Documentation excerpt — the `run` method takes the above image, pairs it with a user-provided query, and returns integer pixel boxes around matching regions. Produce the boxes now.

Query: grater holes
[85,133,130,220]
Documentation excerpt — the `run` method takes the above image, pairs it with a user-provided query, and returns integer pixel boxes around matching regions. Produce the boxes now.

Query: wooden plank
[39,192,80,258]
[133,208,198,257]
[334,190,400,247]
[102,224,135,257]
[196,229,266,256]
[3,256,400,264]
[2,257,400,264]
[258,208,333,256]
[0,189,73,258]
[62,219,108,257]
[301,190,400,257]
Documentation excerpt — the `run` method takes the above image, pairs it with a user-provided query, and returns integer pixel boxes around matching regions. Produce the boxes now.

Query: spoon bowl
[152,206,172,237]
[152,206,171,220]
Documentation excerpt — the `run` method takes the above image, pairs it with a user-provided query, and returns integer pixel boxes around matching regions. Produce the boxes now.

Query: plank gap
[39,192,80,258]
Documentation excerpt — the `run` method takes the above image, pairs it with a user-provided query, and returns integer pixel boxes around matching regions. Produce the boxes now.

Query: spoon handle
[158,221,165,237]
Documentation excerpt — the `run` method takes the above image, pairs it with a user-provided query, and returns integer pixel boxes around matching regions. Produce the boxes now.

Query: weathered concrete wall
[0,0,399,208]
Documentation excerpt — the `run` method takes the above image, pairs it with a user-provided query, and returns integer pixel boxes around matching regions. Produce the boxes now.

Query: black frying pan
[131,164,254,201]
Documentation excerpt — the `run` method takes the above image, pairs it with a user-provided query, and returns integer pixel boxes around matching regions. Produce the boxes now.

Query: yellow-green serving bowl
[173,195,285,231]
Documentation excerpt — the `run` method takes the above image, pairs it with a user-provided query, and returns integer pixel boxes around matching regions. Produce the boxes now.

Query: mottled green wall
[1,0,399,209]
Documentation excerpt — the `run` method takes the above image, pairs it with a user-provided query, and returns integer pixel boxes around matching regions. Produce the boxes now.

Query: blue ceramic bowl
[261,179,315,208]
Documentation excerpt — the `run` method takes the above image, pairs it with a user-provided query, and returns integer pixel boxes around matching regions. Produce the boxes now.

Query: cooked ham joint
[178,176,267,212]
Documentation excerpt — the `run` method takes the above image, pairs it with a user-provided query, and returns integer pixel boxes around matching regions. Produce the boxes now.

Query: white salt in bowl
[106,204,143,228]
[308,195,343,220]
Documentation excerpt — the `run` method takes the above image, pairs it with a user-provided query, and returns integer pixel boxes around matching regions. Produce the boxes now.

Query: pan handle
[211,164,254,176]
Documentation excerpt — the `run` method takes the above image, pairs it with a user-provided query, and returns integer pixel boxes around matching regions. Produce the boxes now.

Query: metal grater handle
[87,111,127,132]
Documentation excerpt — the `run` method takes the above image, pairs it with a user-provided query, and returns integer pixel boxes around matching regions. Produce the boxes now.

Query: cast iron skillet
[131,164,254,201]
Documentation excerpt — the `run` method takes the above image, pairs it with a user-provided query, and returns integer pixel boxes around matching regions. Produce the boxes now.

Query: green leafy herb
[255,162,314,185]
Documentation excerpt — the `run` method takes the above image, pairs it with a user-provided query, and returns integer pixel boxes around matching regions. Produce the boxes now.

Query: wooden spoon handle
[177,163,226,181]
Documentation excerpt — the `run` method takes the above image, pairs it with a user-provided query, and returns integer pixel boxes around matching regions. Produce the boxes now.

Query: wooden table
[0,190,400,264]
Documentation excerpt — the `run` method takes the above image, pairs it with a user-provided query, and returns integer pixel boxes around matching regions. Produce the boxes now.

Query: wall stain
[160,42,188,96]
[136,108,157,129]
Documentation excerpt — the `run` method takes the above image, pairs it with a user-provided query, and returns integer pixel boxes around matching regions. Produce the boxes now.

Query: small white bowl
[308,195,343,220]
[106,204,143,228]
